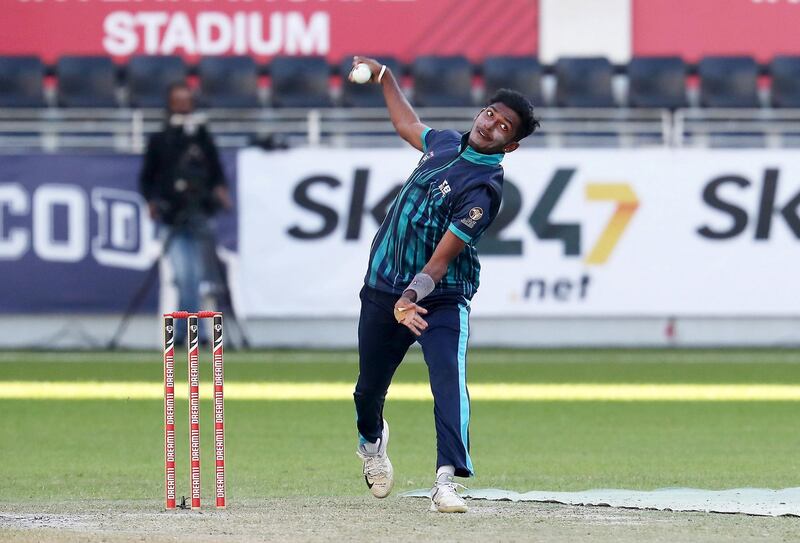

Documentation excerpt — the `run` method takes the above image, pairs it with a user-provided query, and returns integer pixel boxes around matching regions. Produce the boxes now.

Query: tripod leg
[107,259,161,349]
[211,248,251,350]
[107,228,176,349]
[199,230,251,350]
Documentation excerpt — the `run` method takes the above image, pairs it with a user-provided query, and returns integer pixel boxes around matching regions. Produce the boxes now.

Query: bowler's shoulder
[459,167,504,202]
[422,128,462,152]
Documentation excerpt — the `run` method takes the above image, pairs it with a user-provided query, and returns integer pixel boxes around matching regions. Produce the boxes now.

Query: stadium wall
[1,315,800,349]
[539,0,630,63]
[2,148,800,349]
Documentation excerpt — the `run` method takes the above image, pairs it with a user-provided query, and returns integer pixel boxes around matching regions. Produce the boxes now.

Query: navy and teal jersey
[364,128,504,300]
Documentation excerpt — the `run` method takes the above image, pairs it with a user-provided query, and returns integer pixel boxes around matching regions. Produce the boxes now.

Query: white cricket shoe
[430,474,468,513]
[356,420,394,498]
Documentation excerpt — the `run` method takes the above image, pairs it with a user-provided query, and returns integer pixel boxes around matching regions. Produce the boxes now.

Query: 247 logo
[479,168,639,264]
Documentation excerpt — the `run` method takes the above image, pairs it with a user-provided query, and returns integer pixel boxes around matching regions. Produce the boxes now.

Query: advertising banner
[238,147,800,317]
[633,0,800,62]
[2,0,537,64]
[0,153,237,313]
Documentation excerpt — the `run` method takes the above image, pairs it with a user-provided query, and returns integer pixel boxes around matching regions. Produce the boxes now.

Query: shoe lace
[434,478,468,496]
[362,454,389,478]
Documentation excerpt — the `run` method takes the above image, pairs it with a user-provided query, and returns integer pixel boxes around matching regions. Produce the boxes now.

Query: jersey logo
[419,150,435,165]
[461,207,483,228]
[438,180,451,196]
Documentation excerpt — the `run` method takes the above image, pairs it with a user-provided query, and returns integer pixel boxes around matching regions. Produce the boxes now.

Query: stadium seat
[340,56,401,107]
[412,56,473,107]
[698,56,759,108]
[482,56,542,106]
[770,56,800,108]
[198,56,260,108]
[269,56,333,108]
[57,56,117,108]
[555,57,615,108]
[0,56,45,107]
[627,56,687,109]
[127,55,187,108]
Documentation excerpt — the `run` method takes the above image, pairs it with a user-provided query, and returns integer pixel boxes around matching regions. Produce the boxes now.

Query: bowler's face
[467,102,521,154]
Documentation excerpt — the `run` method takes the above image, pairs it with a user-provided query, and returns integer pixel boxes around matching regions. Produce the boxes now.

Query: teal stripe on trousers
[457,302,474,476]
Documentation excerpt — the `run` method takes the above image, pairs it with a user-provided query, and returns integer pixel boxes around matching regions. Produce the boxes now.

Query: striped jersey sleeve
[422,127,461,153]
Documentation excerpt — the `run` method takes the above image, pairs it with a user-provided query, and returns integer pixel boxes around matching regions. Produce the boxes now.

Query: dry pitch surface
[1,498,798,543]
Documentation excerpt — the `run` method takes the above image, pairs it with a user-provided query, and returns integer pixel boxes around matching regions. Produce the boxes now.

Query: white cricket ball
[351,63,372,84]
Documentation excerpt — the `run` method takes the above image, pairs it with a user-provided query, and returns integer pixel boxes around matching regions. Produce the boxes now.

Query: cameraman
[139,82,232,342]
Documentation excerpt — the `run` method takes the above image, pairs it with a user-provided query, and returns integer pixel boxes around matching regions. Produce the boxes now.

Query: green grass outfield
[1,349,799,503]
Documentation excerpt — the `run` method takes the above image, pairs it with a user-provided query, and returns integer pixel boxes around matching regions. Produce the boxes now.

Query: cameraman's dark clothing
[139,124,226,225]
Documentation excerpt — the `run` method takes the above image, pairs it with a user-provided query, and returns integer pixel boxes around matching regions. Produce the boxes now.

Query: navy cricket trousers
[353,286,474,477]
